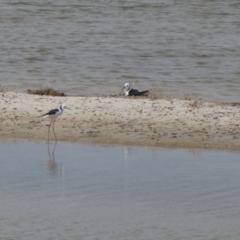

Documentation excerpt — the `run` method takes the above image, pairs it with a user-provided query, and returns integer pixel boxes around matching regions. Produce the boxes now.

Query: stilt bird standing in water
[39,104,70,141]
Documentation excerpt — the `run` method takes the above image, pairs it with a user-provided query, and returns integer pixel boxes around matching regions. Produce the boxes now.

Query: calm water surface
[0,139,240,239]
[0,1,240,102]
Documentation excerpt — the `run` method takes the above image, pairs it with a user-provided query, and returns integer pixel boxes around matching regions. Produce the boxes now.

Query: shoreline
[1,91,240,151]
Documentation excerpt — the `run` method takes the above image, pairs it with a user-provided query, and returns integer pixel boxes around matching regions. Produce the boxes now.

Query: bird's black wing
[128,89,140,96]
[39,108,59,117]
[129,89,149,96]
[139,90,149,96]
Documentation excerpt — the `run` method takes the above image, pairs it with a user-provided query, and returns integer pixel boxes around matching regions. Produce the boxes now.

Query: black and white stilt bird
[39,104,70,141]
[120,83,149,96]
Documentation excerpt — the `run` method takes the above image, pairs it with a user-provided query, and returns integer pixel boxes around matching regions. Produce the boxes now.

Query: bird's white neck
[124,85,131,95]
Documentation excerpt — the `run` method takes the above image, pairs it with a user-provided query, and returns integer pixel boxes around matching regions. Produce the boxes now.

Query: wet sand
[1,91,240,150]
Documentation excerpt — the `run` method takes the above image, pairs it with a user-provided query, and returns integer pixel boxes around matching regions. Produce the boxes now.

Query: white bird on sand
[120,83,149,96]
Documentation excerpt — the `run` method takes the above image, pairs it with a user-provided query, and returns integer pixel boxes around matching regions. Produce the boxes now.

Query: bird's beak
[66,107,71,110]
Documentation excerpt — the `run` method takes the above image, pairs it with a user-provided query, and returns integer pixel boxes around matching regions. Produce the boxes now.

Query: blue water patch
[0,139,240,239]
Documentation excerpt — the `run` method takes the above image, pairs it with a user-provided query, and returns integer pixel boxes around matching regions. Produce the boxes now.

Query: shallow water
[0,139,240,239]
[1,1,240,102]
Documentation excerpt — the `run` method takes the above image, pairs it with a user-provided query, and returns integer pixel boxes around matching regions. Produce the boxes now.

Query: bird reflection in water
[46,140,63,176]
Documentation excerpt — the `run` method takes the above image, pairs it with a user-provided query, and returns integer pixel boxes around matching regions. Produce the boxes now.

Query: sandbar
[1,91,240,150]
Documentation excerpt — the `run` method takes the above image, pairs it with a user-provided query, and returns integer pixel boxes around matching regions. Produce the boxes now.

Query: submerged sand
[1,91,240,150]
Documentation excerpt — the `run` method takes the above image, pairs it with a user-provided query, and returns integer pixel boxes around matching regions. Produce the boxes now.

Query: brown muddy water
[0,139,240,239]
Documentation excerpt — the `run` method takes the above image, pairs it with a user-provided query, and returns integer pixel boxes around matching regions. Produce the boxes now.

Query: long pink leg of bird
[48,119,53,142]
[52,119,57,141]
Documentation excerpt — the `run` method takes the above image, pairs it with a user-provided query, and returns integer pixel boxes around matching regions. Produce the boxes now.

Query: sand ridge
[1,91,240,150]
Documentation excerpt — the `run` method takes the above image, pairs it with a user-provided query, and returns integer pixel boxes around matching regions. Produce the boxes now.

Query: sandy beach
[1,91,240,150]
